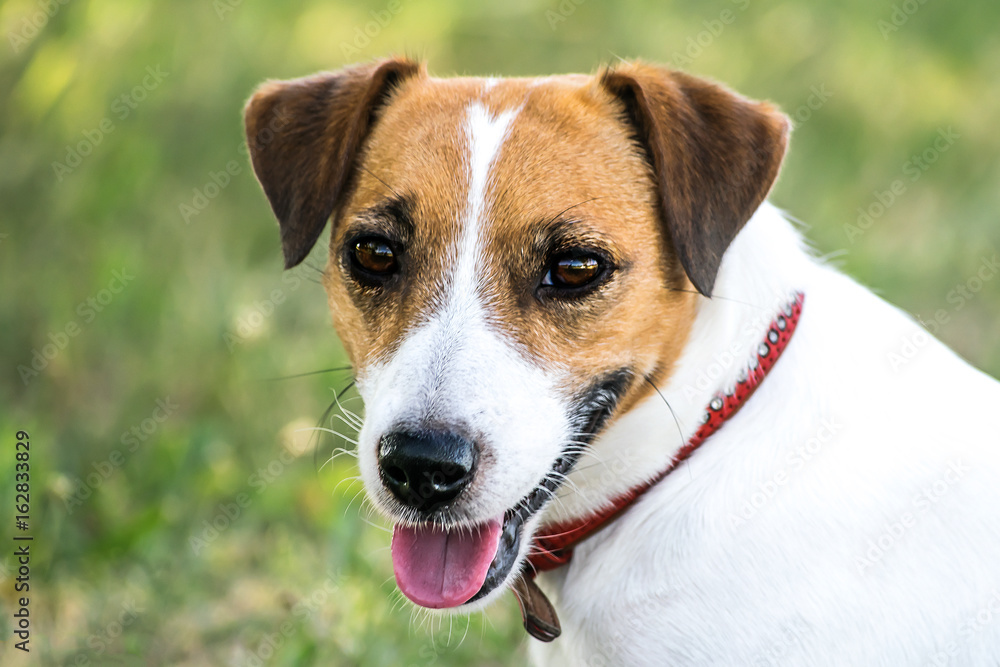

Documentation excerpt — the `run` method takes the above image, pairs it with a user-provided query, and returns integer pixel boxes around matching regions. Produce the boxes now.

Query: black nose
[378,430,478,512]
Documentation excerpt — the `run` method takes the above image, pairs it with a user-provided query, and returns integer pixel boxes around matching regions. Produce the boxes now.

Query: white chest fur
[530,203,1000,666]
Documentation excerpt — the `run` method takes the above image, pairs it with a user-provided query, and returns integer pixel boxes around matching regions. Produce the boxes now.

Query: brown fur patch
[246,59,788,424]
[319,73,697,416]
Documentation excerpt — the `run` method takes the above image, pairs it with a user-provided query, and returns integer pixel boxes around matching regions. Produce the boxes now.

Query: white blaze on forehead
[453,100,519,304]
[355,95,570,523]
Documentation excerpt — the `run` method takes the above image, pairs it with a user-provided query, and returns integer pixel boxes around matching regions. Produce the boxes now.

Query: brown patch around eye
[353,237,397,275]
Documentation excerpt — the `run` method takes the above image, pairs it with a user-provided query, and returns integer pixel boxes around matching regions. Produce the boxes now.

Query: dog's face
[245,58,788,610]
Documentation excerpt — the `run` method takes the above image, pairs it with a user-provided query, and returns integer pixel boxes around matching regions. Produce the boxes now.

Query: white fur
[355,100,575,608]
[454,100,519,309]
[530,202,1000,666]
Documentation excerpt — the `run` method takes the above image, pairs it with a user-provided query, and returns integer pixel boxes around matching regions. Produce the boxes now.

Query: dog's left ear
[601,62,790,296]
[244,57,423,269]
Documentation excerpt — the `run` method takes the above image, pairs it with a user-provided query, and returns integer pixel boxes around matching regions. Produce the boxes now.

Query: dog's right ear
[244,57,423,269]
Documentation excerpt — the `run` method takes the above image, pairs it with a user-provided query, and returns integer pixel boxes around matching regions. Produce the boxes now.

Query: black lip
[463,369,633,605]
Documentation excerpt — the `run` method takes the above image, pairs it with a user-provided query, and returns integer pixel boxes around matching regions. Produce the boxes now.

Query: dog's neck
[543,203,812,526]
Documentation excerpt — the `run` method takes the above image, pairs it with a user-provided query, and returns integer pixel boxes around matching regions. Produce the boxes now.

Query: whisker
[334,410,363,432]
[305,426,360,445]
[334,380,357,402]
[324,446,358,461]
[360,165,403,199]
[549,196,605,222]
[344,486,368,516]
[303,260,326,278]
[313,399,341,469]
[664,286,776,311]
[333,474,363,496]
[481,609,493,642]
[459,613,471,648]
[331,382,363,426]
[318,447,358,473]
[644,376,684,442]
[359,515,392,534]
[314,379,358,470]
[564,459,611,475]
[263,365,353,381]
[393,591,411,618]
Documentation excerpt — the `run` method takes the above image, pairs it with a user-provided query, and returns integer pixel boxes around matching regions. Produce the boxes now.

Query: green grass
[1,0,998,664]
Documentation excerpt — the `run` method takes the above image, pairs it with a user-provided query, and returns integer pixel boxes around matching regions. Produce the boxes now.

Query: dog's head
[244,57,788,610]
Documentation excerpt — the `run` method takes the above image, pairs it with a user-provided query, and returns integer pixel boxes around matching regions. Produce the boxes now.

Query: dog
[243,57,1000,665]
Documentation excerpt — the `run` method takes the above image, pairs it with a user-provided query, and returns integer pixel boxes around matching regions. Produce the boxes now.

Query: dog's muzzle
[378,371,634,611]
[377,428,505,609]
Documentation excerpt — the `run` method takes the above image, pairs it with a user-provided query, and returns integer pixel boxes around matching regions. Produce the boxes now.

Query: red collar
[527,292,805,574]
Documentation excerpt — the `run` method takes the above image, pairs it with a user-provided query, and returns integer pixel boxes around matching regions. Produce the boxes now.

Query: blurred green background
[1,0,998,664]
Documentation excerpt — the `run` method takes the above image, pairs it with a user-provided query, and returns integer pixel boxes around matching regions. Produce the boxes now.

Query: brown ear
[244,57,423,268]
[600,62,789,296]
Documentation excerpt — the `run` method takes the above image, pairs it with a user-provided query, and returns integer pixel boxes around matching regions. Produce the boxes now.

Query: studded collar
[512,292,805,641]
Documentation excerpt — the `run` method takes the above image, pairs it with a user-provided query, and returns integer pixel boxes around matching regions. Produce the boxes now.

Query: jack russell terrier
[244,57,1000,665]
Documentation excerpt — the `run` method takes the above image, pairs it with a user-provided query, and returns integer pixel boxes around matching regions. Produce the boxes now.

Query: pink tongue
[391,518,503,608]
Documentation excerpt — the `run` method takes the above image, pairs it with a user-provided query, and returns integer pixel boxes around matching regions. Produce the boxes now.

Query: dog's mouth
[390,455,571,608]
[389,369,633,609]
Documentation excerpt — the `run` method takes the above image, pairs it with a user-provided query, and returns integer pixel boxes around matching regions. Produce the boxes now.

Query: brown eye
[351,236,398,277]
[542,252,604,290]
